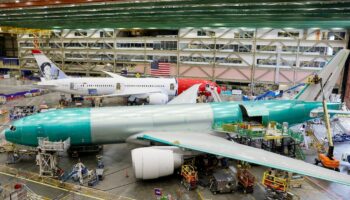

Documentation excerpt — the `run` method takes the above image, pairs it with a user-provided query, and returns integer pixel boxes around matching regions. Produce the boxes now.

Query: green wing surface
[140,131,350,186]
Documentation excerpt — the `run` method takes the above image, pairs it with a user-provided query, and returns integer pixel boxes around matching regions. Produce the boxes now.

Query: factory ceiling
[1,0,350,29]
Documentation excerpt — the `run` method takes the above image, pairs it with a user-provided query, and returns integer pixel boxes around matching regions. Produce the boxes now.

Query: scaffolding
[37,137,70,177]
[13,28,348,84]
[222,121,305,159]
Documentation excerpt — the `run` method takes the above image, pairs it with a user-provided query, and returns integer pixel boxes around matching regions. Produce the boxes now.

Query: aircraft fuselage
[2,100,340,147]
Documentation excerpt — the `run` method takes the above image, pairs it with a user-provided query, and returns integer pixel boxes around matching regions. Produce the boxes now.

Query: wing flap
[139,131,350,186]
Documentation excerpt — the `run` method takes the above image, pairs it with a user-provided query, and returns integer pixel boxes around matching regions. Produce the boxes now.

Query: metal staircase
[37,137,70,177]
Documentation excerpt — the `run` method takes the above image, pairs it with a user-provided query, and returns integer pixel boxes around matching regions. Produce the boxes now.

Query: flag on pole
[150,61,170,76]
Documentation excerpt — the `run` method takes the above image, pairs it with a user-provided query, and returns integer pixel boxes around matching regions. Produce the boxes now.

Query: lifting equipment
[236,163,255,194]
[180,165,198,190]
[262,169,304,191]
[262,170,288,192]
[313,77,340,171]
[37,137,70,177]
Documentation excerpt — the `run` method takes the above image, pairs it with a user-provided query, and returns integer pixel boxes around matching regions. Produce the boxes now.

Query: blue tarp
[0,89,40,98]
[0,57,19,65]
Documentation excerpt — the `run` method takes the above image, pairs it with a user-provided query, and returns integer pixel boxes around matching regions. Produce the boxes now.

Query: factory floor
[0,78,349,200]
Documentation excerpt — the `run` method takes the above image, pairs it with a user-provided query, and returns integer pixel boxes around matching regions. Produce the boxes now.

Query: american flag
[150,61,170,76]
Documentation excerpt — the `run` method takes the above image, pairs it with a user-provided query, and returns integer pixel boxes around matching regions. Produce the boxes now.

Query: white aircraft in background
[32,49,221,104]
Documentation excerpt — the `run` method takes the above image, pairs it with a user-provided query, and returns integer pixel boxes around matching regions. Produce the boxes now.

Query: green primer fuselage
[4,100,340,147]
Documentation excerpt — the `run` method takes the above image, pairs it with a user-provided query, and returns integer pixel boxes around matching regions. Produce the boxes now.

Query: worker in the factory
[75,159,86,185]
[313,73,321,84]
[36,148,42,166]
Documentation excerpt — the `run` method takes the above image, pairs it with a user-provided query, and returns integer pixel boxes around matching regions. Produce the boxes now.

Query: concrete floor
[0,78,350,200]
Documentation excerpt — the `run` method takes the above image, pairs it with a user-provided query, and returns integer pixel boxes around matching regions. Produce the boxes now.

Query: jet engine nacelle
[147,93,169,105]
[131,147,183,179]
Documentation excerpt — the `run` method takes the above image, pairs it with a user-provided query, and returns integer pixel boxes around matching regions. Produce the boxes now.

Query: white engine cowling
[147,93,169,105]
[132,147,183,179]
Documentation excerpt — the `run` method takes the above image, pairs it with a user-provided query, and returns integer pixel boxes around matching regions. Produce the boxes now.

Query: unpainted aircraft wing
[138,131,350,186]
[101,71,127,79]
[310,108,350,117]
[167,84,200,105]
[295,49,350,101]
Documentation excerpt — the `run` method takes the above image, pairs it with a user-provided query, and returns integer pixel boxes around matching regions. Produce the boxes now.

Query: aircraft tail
[295,49,350,101]
[32,49,68,80]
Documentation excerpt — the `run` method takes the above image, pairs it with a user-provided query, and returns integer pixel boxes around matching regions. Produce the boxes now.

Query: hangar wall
[16,28,348,85]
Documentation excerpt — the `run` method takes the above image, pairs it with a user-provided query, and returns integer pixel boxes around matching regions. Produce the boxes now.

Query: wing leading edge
[139,131,350,186]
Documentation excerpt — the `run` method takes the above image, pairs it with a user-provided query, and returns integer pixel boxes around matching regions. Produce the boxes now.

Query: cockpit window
[10,125,16,132]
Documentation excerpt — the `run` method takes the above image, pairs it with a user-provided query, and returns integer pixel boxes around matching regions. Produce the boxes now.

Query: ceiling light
[15,0,20,3]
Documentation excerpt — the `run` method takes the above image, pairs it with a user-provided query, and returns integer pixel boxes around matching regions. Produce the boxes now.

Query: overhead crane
[0,26,51,36]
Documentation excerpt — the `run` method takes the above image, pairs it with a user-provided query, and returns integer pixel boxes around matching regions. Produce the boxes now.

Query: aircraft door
[170,83,175,90]
[169,82,176,96]
[70,82,76,90]
[115,82,124,93]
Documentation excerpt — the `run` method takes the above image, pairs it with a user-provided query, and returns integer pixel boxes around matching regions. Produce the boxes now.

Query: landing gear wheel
[314,158,320,165]
[335,168,340,172]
